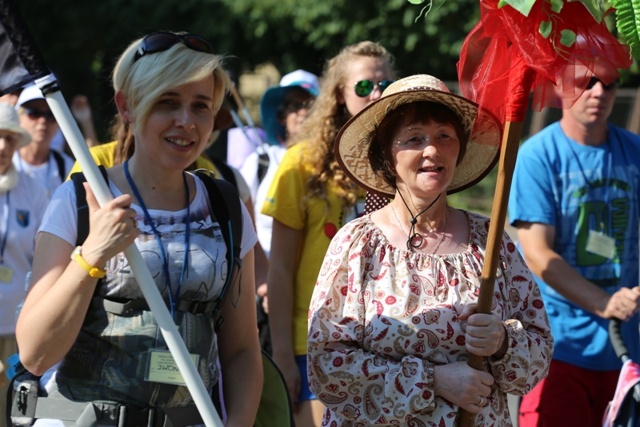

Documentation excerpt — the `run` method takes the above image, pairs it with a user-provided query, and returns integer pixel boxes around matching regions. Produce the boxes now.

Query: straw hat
[0,103,30,148]
[335,74,502,196]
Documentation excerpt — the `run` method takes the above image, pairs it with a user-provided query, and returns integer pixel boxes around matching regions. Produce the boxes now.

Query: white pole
[35,75,223,427]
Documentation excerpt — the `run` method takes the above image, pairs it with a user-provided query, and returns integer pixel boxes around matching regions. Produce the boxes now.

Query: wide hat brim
[335,76,502,197]
[260,86,290,146]
[0,102,31,148]
[2,124,31,148]
[260,83,318,146]
[11,125,31,148]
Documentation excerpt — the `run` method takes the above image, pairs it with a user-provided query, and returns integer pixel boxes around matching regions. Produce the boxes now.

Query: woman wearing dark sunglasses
[262,40,395,427]
[16,31,262,426]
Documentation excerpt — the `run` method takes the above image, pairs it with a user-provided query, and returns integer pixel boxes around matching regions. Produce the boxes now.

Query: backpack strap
[195,169,243,332]
[70,165,109,246]
[210,157,238,190]
[51,150,67,181]
[257,151,270,183]
[70,167,242,331]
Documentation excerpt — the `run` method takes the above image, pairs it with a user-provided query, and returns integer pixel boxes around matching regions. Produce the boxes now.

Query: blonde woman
[16,31,262,426]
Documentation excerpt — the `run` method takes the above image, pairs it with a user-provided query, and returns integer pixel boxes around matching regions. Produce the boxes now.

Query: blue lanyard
[124,159,191,319]
[0,191,9,264]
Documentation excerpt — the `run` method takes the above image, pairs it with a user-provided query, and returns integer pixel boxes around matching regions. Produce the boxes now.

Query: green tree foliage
[16,0,480,137]
[611,0,640,60]
[224,0,480,77]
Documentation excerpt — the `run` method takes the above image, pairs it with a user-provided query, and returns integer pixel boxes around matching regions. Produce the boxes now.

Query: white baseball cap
[16,84,45,107]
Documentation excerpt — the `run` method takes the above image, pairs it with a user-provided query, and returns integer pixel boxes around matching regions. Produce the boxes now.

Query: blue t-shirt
[509,122,640,370]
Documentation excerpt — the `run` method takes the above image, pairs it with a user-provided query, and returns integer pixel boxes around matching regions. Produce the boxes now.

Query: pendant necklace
[392,191,445,252]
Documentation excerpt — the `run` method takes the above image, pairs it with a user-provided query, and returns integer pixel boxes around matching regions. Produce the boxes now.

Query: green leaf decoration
[550,0,564,13]
[539,20,553,38]
[410,0,434,23]
[497,0,536,16]
[559,28,577,47]
[573,0,605,22]
[610,0,640,59]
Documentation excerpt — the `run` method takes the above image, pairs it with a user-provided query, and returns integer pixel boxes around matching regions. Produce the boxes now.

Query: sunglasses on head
[354,80,394,97]
[134,31,213,62]
[586,77,618,91]
[23,107,56,123]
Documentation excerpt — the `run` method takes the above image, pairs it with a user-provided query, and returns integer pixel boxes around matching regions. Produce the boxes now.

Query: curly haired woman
[262,41,396,426]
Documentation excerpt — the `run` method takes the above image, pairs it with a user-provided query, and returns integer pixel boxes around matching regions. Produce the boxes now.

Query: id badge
[586,230,616,259]
[145,350,200,386]
[0,266,13,283]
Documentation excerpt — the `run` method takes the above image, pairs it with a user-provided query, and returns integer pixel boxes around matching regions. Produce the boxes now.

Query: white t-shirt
[239,144,287,258]
[41,172,256,260]
[13,150,74,199]
[0,172,48,335]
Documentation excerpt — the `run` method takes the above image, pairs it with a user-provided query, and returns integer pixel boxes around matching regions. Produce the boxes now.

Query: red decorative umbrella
[455,1,631,425]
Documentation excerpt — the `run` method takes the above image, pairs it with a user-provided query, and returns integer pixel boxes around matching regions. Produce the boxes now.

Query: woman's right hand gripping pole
[16,183,139,375]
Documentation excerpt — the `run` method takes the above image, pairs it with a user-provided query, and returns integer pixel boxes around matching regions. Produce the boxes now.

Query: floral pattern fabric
[308,211,553,426]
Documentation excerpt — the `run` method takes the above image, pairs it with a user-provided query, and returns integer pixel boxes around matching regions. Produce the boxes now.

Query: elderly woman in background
[307,74,553,426]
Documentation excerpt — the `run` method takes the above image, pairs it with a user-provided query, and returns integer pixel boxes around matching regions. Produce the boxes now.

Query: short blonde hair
[111,33,231,162]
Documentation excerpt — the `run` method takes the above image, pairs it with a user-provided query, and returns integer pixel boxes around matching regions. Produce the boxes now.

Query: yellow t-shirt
[261,142,365,355]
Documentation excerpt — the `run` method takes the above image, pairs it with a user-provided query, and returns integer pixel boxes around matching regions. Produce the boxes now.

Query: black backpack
[74,167,293,426]
[71,166,243,330]
[51,150,67,181]
[6,167,243,426]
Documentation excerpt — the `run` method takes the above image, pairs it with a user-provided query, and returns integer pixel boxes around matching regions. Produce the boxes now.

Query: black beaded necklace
[395,190,442,251]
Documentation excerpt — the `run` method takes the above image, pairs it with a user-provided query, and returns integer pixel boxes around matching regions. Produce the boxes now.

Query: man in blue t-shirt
[509,76,640,427]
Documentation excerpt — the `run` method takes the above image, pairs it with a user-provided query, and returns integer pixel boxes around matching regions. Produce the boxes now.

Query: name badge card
[145,350,200,386]
[586,230,616,260]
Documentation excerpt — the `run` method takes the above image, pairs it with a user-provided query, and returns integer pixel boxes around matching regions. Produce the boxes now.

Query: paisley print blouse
[307,211,553,426]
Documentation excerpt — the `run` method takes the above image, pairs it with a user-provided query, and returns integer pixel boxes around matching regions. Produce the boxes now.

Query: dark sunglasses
[354,79,394,97]
[134,31,213,62]
[284,100,313,112]
[586,77,618,91]
[23,107,56,123]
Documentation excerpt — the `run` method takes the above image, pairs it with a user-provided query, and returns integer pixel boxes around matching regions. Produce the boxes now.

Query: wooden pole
[457,120,523,427]
[230,84,258,129]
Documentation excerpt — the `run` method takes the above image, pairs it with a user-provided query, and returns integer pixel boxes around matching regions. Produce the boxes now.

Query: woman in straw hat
[307,75,553,426]
[0,101,48,418]
[262,41,396,426]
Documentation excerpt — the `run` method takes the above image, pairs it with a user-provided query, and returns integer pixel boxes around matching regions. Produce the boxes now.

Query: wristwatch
[71,246,106,278]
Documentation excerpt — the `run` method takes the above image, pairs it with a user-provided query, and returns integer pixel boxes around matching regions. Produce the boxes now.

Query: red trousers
[519,359,620,427]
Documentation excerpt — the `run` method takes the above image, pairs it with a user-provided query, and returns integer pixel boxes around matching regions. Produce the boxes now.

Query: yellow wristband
[71,246,106,278]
